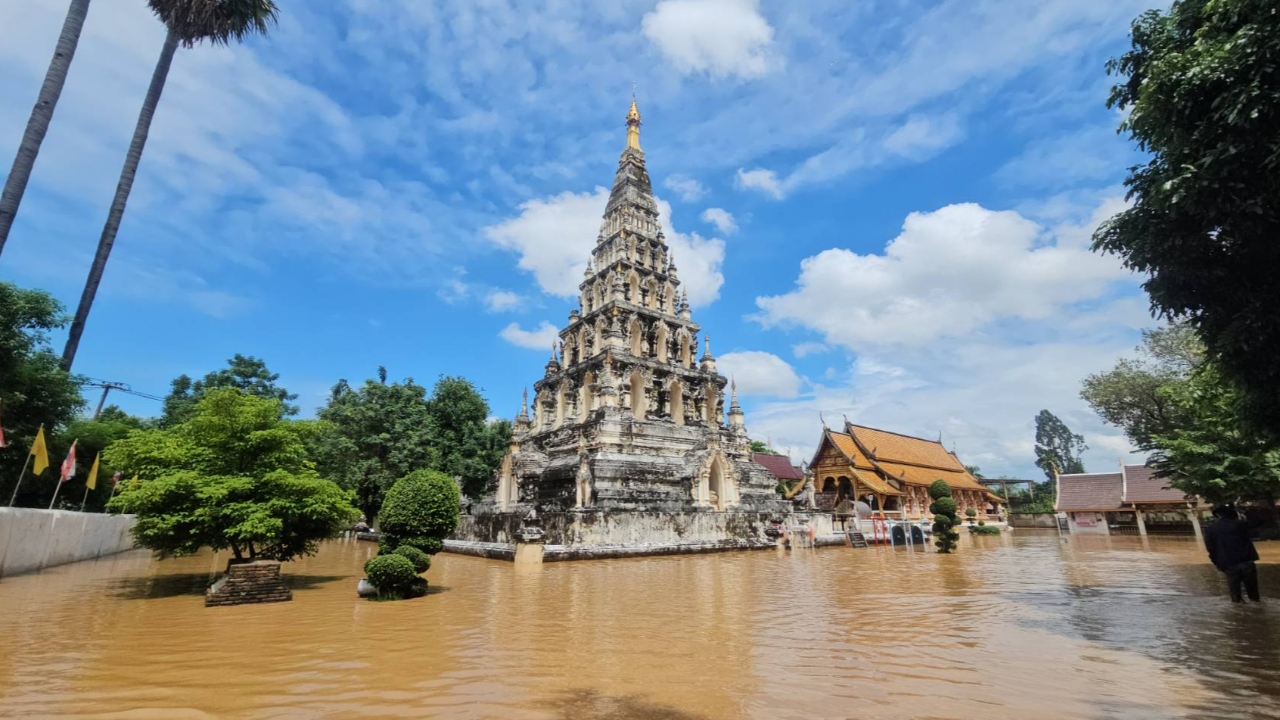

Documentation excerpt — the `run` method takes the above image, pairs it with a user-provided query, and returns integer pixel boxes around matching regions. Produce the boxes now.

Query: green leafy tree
[749,440,782,455]
[377,469,461,555]
[1033,410,1087,480]
[425,376,507,499]
[315,368,434,523]
[106,388,356,562]
[0,283,85,505]
[929,480,960,553]
[161,353,298,426]
[0,0,91,257]
[1081,323,1204,451]
[1094,0,1280,436]
[1150,364,1280,505]
[62,0,280,369]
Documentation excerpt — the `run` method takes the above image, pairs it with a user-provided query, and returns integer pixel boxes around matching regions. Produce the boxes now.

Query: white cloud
[642,0,776,80]
[996,124,1132,190]
[754,199,1133,347]
[485,290,523,312]
[664,175,707,202]
[742,334,1150,477]
[718,351,802,398]
[736,195,1150,476]
[792,342,829,359]
[484,189,605,299]
[700,208,737,235]
[499,321,559,350]
[734,168,784,199]
[483,188,726,308]
[736,114,964,199]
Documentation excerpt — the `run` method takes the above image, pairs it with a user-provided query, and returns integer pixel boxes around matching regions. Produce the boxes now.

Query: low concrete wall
[1009,513,1058,529]
[0,508,137,578]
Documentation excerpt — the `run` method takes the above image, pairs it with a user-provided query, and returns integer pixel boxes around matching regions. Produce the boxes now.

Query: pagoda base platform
[447,509,808,562]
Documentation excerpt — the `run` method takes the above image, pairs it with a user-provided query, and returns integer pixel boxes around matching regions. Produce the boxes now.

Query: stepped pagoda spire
[475,96,786,546]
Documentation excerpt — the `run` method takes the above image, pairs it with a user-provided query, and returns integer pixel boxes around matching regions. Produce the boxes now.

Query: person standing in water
[1204,503,1261,603]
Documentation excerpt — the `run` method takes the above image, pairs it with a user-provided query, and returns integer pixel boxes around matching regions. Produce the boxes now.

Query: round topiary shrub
[929,496,958,518]
[928,481,960,553]
[364,553,421,600]
[378,469,460,555]
[392,544,431,573]
[928,479,952,501]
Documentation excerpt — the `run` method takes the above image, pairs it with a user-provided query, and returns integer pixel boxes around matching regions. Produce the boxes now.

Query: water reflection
[1,533,1279,718]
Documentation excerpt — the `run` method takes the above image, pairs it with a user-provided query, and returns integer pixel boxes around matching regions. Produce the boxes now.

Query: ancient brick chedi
[452,100,788,560]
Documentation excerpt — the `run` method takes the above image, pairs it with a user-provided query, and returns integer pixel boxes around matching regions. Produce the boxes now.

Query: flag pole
[79,483,91,512]
[8,453,32,507]
[48,475,63,510]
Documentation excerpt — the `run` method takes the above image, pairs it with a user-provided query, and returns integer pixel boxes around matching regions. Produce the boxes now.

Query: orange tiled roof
[851,468,904,496]
[848,424,960,468]
[875,461,984,491]
[826,432,877,470]
[845,423,986,491]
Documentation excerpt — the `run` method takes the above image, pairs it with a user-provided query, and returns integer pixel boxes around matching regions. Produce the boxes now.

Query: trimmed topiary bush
[378,469,460,555]
[392,544,431,573]
[965,507,978,526]
[928,480,960,554]
[930,496,958,518]
[364,554,423,600]
[972,525,1001,535]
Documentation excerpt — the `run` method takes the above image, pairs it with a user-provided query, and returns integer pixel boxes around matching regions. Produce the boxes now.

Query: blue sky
[0,0,1160,478]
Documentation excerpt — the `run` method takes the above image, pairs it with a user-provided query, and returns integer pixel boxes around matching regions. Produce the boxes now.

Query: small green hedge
[392,545,431,573]
[971,525,1001,535]
[364,554,424,600]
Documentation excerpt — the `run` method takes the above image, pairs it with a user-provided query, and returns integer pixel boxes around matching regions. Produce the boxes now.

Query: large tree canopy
[161,353,298,426]
[314,368,435,524]
[1094,0,1280,436]
[107,388,355,562]
[0,282,85,505]
[1033,410,1087,480]
[314,371,510,523]
[425,376,509,500]
[1081,323,1204,451]
[1150,364,1280,505]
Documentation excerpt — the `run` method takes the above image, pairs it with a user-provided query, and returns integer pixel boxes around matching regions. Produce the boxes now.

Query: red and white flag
[59,440,78,483]
[0,398,7,448]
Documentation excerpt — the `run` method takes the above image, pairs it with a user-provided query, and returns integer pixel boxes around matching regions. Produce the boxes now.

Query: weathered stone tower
[452,99,788,560]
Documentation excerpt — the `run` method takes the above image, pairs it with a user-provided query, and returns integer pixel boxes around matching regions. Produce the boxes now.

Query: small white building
[1055,465,1205,538]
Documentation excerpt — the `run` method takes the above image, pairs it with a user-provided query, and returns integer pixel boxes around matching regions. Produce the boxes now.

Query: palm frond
[148,0,279,48]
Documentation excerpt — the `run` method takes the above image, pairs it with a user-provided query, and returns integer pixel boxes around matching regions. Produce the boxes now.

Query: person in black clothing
[1204,503,1261,603]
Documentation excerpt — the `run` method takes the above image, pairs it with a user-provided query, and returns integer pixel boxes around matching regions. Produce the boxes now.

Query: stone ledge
[442,537,778,562]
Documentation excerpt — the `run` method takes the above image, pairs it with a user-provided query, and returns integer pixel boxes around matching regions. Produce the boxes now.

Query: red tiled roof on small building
[752,453,804,482]
[1122,464,1192,504]
[1056,472,1124,512]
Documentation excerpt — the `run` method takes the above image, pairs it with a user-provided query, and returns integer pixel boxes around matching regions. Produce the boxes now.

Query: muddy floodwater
[3,533,1280,719]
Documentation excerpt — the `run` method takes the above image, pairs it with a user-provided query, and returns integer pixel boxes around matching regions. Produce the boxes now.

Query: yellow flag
[30,426,49,475]
[87,453,100,490]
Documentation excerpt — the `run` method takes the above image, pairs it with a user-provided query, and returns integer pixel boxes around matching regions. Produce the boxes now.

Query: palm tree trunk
[0,0,92,259]
[61,29,178,371]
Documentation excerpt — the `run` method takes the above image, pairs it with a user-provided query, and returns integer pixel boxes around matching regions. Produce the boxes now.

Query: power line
[79,378,163,419]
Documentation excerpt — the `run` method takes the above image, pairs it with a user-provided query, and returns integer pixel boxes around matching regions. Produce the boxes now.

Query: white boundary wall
[0,508,137,578]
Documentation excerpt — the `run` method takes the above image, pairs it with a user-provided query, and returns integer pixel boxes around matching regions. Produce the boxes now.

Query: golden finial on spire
[626,90,642,151]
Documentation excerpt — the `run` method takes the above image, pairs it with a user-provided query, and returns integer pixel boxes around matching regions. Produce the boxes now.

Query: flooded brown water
[2,533,1280,719]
